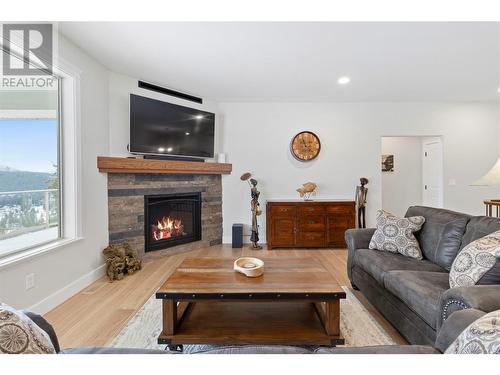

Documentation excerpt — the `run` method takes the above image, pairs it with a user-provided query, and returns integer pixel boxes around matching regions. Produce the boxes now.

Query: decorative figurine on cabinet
[355,177,369,228]
[296,182,318,201]
[241,172,263,249]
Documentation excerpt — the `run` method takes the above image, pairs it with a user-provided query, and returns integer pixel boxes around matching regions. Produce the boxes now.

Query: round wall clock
[290,131,321,161]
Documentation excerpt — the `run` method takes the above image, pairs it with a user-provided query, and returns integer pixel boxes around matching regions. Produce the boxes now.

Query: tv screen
[129,94,215,158]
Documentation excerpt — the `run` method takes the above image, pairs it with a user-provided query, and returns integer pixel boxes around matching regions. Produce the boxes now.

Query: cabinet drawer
[326,205,354,215]
[270,204,297,216]
[298,205,325,215]
[271,218,295,246]
[327,214,355,228]
[298,215,325,231]
[328,232,347,248]
[297,231,325,247]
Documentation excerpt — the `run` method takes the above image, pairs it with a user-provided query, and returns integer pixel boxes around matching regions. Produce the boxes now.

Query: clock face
[290,131,321,161]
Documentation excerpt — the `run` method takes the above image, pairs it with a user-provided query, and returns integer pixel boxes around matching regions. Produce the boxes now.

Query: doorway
[422,137,444,208]
[381,136,444,217]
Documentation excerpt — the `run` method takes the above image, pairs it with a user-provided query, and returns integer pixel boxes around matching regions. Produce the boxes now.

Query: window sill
[0,237,83,269]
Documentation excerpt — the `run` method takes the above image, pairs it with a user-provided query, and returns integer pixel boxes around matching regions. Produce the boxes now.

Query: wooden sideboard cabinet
[266,200,356,249]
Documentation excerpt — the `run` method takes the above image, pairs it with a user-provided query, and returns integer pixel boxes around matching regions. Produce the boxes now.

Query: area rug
[111,287,396,350]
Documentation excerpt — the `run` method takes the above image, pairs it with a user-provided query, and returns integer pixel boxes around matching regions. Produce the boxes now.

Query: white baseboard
[29,263,106,315]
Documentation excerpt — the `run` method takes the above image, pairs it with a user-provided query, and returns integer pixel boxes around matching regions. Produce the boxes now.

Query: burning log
[152,216,185,241]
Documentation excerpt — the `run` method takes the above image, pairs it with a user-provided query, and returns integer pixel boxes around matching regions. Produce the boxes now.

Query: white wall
[0,34,110,313]
[381,137,424,217]
[218,102,500,244]
[2,46,498,312]
[108,72,220,157]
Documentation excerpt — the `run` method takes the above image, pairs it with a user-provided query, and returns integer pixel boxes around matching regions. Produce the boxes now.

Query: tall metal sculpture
[241,172,263,249]
[355,177,369,228]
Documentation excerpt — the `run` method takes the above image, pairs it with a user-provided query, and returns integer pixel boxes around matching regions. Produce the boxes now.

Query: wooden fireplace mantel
[97,156,232,175]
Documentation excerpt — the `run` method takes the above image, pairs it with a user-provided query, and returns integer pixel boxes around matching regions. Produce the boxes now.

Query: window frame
[0,28,83,268]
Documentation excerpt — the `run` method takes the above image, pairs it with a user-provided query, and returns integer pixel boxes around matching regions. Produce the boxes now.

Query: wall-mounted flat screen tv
[129,94,215,158]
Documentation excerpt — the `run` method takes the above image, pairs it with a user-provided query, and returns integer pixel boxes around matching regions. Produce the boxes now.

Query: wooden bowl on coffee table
[234,257,264,277]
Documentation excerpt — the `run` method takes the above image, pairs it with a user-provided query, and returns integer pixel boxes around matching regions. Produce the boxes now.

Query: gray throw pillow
[369,210,425,259]
[449,230,500,288]
[445,309,500,354]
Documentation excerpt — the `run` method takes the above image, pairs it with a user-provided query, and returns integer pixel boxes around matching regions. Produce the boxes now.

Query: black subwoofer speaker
[232,223,243,248]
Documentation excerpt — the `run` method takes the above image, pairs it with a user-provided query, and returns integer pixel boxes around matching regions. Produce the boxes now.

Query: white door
[422,139,443,208]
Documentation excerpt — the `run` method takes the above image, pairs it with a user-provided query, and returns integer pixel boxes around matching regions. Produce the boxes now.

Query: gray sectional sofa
[26,306,489,353]
[346,205,500,346]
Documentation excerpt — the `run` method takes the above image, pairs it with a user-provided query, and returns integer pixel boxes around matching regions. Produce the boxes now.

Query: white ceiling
[59,22,500,102]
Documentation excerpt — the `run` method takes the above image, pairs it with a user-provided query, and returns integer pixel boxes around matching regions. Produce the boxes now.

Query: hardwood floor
[44,245,406,349]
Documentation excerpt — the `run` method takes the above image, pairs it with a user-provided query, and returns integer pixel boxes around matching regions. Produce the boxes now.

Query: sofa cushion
[182,344,314,354]
[405,206,470,271]
[449,230,500,287]
[353,249,446,285]
[62,347,171,354]
[461,216,500,249]
[369,210,425,259]
[445,309,500,354]
[315,345,440,354]
[384,271,450,329]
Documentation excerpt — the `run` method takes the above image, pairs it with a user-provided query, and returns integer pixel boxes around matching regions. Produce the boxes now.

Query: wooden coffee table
[156,256,346,348]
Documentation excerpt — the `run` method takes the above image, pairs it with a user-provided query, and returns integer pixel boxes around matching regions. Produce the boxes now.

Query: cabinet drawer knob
[308,220,315,224]
[280,208,288,212]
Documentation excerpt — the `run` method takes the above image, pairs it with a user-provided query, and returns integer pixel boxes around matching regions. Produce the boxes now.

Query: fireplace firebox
[144,192,201,252]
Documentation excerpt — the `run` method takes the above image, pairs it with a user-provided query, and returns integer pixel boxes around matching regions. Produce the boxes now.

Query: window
[0,53,62,257]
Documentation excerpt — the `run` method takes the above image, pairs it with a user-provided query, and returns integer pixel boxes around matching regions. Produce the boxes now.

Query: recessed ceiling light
[157,147,165,152]
[337,76,350,85]
[497,87,500,93]
[185,132,190,135]
[167,147,173,152]
[195,115,203,119]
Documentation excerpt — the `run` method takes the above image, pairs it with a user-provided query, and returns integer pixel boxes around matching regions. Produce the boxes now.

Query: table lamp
[472,156,500,191]
[472,157,500,216]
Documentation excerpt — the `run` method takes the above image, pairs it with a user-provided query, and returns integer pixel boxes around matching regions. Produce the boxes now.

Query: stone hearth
[107,174,222,257]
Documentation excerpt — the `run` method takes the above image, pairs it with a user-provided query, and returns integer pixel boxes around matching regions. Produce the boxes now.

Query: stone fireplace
[106,173,223,257]
[144,192,201,252]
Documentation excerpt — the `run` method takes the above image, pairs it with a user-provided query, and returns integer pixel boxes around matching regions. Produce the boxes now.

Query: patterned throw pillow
[445,310,500,354]
[449,230,500,288]
[369,210,425,259]
[0,303,55,354]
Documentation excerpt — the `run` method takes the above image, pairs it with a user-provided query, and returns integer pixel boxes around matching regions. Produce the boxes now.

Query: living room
[1,1,500,373]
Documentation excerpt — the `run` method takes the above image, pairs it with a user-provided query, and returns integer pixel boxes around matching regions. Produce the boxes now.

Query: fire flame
[152,217,184,241]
